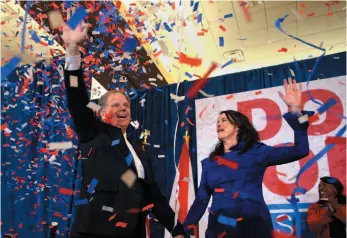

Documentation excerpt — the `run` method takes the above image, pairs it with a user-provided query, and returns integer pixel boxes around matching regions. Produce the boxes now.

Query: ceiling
[122,0,346,82]
[1,1,346,96]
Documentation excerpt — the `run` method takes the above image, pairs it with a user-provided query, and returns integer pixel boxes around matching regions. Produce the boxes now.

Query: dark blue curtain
[2,52,346,238]
[128,52,346,237]
[1,58,82,238]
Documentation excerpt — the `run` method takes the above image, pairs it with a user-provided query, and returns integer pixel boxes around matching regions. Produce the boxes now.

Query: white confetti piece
[149,78,157,81]
[4,128,12,133]
[329,46,334,51]
[298,114,308,124]
[158,155,165,158]
[86,102,101,112]
[153,144,160,148]
[170,93,185,103]
[48,155,56,162]
[289,68,295,77]
[139,99,146,107]
[102,205,114,212]
[130,120,139,129]
[150,82,158,87]
[48,141,73,150]
[157,74,163,81]
[120,169,137,188]
[70,75,78,87]
[199,90,215,97]
[334,57,340,59]
[51,222,58,226]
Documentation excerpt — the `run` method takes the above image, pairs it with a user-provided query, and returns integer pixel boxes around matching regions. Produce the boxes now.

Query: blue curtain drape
[1,58,81,238]
[128,52,346,237]
[2,52,346,238]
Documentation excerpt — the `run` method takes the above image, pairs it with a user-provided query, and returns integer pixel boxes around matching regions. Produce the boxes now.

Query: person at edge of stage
[183,76,314,237]
[62,7,184,238]
[308,176,346,238]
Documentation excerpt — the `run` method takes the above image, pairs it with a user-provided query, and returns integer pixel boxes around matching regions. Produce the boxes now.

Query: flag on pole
[164,135,198,237]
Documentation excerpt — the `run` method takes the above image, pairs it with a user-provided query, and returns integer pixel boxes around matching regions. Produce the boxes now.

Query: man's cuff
[65,55,81,71]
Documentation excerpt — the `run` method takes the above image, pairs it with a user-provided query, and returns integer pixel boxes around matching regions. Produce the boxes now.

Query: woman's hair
[209,110,259,159]
[320,176,346,204]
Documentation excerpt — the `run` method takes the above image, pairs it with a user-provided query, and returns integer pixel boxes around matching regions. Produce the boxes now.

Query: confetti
[120,169,137,188]
[216,156,239,170]
[142,203,154,212]
[278,47,288,53]
[179,52,202,67]
[186,62,219,99]
[219,25,226,32]
[130,120,139,129]
[67,7,88,30]
[219,37,224,47]
[109,213,118,221]
[214,188,225,193]
[158,155,165,159]
[224,13,233,18]
[221,59,234,69]
[102,205,114,212]
[48,141,73,150]
[1,56,22,79]
[217,215,237,227]
[59,188,73,196]
[317,98,337,114]
[125,153,134,166]
[87,178,98,194]
[86,102,101,113]
[69,75,78,87]
[48,11,64,29]
[199,90,215,97]
[115,222,127,228]
[111,139,120,146]
[75,199,88,206]
[289,68,295,77]
[29,30,41,43]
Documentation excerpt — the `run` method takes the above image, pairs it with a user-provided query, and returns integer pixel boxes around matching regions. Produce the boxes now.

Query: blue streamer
[222,59,234,69]
[67,7,87,30]
[217,215,237,227]
[21,1,32,53]
[1,56,22,80]
[317,98,337,114]
[87,178,98,194]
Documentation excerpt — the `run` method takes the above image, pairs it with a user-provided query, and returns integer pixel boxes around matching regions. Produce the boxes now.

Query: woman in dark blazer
[183,79,312,238]
[62,8,184,238]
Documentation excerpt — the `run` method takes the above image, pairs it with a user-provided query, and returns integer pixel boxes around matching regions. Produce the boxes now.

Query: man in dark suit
[62,8,184,238]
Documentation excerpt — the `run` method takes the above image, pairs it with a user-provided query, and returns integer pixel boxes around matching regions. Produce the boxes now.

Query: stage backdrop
[195,76,346,237]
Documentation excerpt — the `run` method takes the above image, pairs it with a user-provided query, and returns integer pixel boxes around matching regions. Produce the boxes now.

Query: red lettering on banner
[238,99,282,141]
[300,89,343,135]
[326,142,346,194]
[263,143,319,196]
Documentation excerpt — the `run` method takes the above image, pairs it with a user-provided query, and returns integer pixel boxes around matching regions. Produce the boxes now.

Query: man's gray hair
[98,90,130,110]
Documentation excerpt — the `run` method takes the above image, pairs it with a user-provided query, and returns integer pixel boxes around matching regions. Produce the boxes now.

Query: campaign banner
[195,76,346,237]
